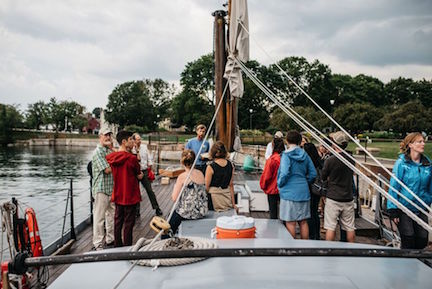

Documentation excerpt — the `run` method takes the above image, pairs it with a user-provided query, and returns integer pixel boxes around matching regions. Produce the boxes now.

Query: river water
[0,145,94,258]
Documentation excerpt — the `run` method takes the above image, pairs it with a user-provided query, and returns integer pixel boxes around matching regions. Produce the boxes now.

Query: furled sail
[223,0,249,99]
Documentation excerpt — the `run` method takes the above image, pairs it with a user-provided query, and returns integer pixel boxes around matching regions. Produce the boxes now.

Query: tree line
[2,53,431,144]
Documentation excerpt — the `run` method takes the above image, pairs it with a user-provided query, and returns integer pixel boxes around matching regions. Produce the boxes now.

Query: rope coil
[129,237,218,267]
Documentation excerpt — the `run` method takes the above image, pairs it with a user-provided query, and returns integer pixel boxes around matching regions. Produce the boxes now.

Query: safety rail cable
[112,79,232,289]
[236,57,432,231]
[236,58,432,220]
[236,57,432,233]
[60,189,71,246]
[238,20,432,215]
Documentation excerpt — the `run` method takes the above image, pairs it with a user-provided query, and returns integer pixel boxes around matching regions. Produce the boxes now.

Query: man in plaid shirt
[91,128,115,250]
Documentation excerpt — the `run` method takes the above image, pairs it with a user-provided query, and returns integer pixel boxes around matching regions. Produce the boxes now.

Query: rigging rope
[236,58,432,219]
[237,20,432,216]
[235,57,432,233]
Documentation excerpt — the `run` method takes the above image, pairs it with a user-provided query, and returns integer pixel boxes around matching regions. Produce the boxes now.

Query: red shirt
[106,151,141,205]
[259,152,281,195]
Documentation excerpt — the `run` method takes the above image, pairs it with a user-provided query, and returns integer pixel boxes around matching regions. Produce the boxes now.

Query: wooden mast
[212,9,228,147]
[212,2,236,151]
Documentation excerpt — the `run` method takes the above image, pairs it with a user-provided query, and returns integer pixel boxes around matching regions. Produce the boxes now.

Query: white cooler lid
[216,215,255,230]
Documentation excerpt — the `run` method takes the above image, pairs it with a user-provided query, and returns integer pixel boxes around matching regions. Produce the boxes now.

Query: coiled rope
[129,237,217,267]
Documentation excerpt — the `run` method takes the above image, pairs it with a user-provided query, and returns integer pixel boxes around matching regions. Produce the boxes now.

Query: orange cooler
[214,216,256,239]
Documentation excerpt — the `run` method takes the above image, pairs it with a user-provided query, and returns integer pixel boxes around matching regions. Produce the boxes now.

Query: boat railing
[374,174,401,246]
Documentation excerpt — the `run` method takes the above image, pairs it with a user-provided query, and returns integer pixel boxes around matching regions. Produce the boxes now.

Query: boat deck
[46,170,381,286]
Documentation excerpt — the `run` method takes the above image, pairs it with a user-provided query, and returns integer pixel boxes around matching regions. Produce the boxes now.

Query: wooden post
[213,10,228,145]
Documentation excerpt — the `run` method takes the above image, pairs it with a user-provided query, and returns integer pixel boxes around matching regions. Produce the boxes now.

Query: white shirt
[265,141,288,159]
[132,144,153,170]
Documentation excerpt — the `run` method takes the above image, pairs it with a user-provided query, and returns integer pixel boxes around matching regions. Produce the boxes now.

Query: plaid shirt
[91,144,114,196]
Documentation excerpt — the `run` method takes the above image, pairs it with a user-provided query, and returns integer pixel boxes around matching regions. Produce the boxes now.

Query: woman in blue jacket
[388,132,432,249]
[277,131,317,239]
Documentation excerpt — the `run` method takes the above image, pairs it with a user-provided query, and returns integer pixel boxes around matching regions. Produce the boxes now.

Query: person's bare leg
[326,229,336,241]
[285,221,296,238]
[346,231,355,243]
[299,220,309,239]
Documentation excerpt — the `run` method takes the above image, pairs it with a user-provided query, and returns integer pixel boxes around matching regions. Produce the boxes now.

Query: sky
[1,0,431,112]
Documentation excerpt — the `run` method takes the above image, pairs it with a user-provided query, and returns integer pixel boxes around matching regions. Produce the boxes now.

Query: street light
[329,100,335,132]
[249,109,253,130]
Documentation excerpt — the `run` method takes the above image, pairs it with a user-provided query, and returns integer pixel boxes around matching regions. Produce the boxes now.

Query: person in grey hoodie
[277,130,317,239]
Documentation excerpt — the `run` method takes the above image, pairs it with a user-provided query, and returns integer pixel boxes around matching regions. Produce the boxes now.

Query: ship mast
[212,1,236,151]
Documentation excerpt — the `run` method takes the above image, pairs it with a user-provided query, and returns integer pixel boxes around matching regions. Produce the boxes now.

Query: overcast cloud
[1,0,431,111]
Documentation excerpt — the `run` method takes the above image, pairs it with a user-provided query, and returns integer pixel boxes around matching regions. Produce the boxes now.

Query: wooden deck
[46,170,383,286]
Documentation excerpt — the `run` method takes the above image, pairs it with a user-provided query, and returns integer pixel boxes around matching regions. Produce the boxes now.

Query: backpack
[176,182,208,219]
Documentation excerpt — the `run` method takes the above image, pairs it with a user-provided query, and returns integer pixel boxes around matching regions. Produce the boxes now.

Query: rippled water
[0,145,94,257]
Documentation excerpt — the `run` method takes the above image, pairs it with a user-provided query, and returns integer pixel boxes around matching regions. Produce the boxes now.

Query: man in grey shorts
[322,131,356,243]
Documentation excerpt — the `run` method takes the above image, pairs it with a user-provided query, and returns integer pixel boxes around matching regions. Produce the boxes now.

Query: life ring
[25,208,43,258]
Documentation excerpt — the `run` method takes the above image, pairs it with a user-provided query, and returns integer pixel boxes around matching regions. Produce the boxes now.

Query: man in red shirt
[106,130,144,247]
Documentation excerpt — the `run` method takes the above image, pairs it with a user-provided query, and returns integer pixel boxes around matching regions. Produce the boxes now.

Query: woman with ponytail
[387,132,432,249]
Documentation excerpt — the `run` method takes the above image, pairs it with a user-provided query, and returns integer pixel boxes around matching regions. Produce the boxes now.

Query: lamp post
[329,99,335,132]
[249,108,253,130]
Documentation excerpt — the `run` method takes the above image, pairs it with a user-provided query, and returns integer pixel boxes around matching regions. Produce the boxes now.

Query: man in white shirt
[132,133,163,217]
[265,131,285,160]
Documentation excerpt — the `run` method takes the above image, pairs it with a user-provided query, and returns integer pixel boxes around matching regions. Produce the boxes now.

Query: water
[0,145,94,258]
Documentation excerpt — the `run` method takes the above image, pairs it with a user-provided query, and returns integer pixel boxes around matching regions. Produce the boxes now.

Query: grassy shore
[347,141,432,159]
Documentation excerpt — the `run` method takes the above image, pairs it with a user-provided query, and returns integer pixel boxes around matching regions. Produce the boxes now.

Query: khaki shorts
[324,198,355,231]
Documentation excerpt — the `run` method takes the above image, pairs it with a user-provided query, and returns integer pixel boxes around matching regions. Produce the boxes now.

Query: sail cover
[224,0,249,99]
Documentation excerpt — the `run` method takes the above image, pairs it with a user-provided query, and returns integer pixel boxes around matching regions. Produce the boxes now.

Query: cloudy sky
[1,0,431,112]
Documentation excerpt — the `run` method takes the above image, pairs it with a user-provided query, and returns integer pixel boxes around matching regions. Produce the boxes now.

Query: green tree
[45,98,86,131]
[350,74,386,106]
[375,101,431,133]
[333,102,383,133]
[25,101,49,129]
[170,89,213,131]
[269,106,330,132]
[413,79,432,108]
[105,79,174,131]
[180,54,214,102]
[269,56,336,111]
[92,107,102,119]
[144,78,175,120]
[384,77,415,106]
[0,103,23,144]
[238,60,271,129]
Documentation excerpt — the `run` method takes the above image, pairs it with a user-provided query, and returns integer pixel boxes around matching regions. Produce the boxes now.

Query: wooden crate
[158,168,185,178]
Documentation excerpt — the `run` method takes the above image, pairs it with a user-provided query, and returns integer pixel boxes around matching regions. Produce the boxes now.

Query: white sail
[224,0,249,99]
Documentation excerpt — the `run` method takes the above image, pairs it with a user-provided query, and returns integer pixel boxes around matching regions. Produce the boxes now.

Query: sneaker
[105,242,115,249]
[155,208,163,216]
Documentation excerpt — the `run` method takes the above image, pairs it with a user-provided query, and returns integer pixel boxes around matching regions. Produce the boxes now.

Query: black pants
[267,194,280,219]
[308,194,321,240]
[138,170,160,211]
[397,211,429,249]
[114,204,136,247]
[161,211,186,239]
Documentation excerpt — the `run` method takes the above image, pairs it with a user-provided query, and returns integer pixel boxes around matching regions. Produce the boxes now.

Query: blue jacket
[277,147,317,201]
[387,154,432,213]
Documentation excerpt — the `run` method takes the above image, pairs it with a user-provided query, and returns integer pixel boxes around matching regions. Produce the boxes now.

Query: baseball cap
[99,128,112,135]
[274,131,283,138]
[332,131,350,146]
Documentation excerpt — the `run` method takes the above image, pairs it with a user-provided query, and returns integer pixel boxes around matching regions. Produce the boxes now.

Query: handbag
[147,168,156,182]
[311,169,327,197]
